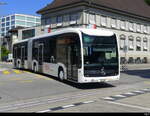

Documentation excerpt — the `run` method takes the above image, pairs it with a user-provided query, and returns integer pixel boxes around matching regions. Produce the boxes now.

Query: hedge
[145,0,150,5]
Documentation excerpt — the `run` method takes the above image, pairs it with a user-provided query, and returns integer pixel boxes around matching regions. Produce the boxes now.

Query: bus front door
[67,45,78,82]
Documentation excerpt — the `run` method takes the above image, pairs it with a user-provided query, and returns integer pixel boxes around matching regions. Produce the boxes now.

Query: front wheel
[58,69,64,81]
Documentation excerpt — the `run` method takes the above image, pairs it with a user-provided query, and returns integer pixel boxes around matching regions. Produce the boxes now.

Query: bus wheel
[58,69,64,81]
[33,64,37,72]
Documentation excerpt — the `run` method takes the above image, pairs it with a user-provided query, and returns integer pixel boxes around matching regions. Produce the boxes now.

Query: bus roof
[13,28,115,44]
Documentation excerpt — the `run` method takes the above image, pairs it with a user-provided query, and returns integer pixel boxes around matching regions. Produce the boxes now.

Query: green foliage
[145,0,150,5]
[1,46,10,58]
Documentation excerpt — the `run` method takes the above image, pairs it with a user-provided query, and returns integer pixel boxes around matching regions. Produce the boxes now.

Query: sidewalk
[0,62,12,65]
[121,63,150,71]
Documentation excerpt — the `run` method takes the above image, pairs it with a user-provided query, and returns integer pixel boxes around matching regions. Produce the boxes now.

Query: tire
[33,63,37,72]
[58,69,64,81]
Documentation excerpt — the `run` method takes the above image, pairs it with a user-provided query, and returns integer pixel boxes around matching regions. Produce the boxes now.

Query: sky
[0,0,53,17]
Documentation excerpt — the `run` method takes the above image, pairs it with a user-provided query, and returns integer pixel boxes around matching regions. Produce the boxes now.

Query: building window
[11,26,15,29]
[45,18,51,25]
[16,21,26,26]
[6,17,10,21]
[2,18,5,22]
[63,15,69,26]
[136,23,141,32]
[111,18,117,28]
[120,21,126,30]
[70,13,78,25]
[1,28,5,32]
[89,13,95,24]
[22,29,35,39]
[143,25,148,34]
[36,18,41,23]
[11,21,15,25]
[129,22,134,31]
[120,35,126,50]
[128,36,134,50]
[6,27,10,31]
[26,17,35,22]
[143,37,148,51]
[26,22,36,27]
[136,37,141,51]
[2,23,5,27]
[16,15,26,20]
[57,16,63,27]
[6,22,10,26]
[128,57,134,64]
[51,17,57,28]
[11,15,15,20]
[101,16,107,27]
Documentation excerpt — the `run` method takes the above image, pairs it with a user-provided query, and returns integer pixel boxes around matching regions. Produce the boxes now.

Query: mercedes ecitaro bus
[13,28,120,83]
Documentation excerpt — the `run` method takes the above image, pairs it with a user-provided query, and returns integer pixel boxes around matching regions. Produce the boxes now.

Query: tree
[145,0,150,5]
[1,46,10,61]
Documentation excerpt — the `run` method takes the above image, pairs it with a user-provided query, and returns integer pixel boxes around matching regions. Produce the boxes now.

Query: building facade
[37,0,150,64]
[0,14,41,37]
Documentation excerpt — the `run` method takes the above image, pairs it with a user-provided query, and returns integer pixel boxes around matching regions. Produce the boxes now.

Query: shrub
[145,0,150,5]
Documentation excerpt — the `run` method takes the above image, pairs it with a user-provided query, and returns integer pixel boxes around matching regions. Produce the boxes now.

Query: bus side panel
[43,62,59,77]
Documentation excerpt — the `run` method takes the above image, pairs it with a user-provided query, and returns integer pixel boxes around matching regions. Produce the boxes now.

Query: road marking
[13,70,22,74]
[103,88,150,101]
[20,80,33,83]
[132,90,145,94]
[103,97,115,101]
[108,101,150,111]
[10,78,22,81]
[2,70,10,75]
[113,95,126,98]
[123,92,136,96]
[62,104,75,108]
[37,100,95,113]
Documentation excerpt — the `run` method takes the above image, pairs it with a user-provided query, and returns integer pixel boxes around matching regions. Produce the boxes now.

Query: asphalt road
[0,62,150,113]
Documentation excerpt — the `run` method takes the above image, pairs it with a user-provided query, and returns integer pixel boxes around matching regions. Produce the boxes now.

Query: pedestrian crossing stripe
[103,88,150,101]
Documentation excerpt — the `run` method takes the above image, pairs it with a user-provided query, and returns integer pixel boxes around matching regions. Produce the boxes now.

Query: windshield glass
[82,33,119,77]
[83,33,118,66]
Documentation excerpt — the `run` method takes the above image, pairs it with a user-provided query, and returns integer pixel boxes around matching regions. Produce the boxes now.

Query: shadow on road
[16,68,115,89]
[123,69,150,79]
[62,81,115,89]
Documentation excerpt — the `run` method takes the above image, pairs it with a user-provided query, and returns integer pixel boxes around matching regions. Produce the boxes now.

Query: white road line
[83,101,95,104]
[37,110,51,113]
[108,101,150,111]
[124,92,136,95]
[103,97,115,101]
[133,91,145,94]
[114,95,126,98]
[62,104,75,108]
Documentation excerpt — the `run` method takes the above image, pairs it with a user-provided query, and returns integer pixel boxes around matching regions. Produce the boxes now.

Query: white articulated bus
[13,28,120,83]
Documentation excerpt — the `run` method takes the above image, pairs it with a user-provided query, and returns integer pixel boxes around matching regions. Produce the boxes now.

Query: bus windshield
[82,33,119,77]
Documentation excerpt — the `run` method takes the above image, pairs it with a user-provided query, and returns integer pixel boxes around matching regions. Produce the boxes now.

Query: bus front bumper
[78,75,120,83]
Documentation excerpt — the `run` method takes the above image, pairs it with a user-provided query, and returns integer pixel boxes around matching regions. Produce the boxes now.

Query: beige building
[36,0,150,64]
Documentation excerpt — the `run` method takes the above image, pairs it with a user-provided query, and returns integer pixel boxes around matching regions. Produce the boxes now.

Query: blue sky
[0,0,53,16]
